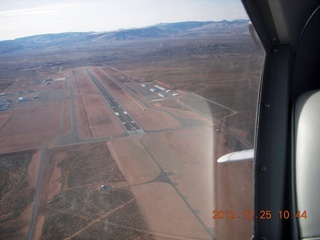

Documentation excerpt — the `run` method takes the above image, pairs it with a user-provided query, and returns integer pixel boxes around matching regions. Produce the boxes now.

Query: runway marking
[85,69,144,136]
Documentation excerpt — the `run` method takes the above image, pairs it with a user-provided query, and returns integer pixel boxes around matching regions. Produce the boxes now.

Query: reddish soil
[92,67,182,131]
[73,68,100,96]
[46,151,65,202]
[20,204,33,236]
[213,130,253,240]
[132,183,211,240]
[0,103,61,153]
[0,112,11,131]
[20,150,40,236]
[27,150,41,189]
[59,77,71,134]
[109,137,160,184]
[33,215,45,240]
[109,124,215,239]
[64,97,71,133]
[83,95,125,138]
[74,95,94,139]
[141,126,214,228]
[71,68,125,139]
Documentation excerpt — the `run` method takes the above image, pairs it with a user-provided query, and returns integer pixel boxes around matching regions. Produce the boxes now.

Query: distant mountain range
[0,20,249,54]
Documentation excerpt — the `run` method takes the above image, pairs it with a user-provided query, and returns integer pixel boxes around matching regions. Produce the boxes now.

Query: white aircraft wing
[217,149,254,163]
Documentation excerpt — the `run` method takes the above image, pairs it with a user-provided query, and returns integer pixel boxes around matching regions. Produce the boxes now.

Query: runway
[85,69,144,135]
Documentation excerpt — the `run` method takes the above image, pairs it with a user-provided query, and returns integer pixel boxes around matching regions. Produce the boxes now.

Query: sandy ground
[109,124,215,239]
[73,68,100,96]
[18,150,41,236]
[46,151,65,202]
[140,127,214,228]
[82,95,125,137]
[28,151,65,240]
[27,150,41,190]
[162,105,214,127]
[0,103,61,154]
[72,68,125,139]
[119,90,182,131]
[0,112,11,131]
[0,76,65,153]
[20,204,33,236]
[213,131,253,240]
[109,137,160,184]
[57,77,71,140]
[74,96,94,139]
[132,183,211,240]
[92,66,183,131]
[33,215,45,240]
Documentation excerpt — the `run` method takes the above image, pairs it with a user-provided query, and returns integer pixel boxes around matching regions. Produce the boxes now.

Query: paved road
[85,69,144,135]
[59,71,82,144]
[25,142,47,240]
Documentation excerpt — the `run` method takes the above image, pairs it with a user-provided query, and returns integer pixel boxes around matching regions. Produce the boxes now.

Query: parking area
[124,81,179,102]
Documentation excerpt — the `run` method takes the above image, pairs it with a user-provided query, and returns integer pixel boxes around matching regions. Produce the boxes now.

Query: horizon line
[0,19,249,42]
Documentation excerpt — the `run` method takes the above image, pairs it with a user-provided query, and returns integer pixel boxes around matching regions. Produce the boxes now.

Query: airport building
[154,85,166,91]
[150,88,158,92]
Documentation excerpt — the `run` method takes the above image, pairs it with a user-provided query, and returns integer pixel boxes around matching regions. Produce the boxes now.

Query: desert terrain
[0,21,264,239]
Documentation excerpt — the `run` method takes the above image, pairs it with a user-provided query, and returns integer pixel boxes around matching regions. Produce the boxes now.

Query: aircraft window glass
[211,22,264,239]
[0,1,265,239]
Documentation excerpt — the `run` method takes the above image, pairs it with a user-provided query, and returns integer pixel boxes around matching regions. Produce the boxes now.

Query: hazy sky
[0,0,248,41]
